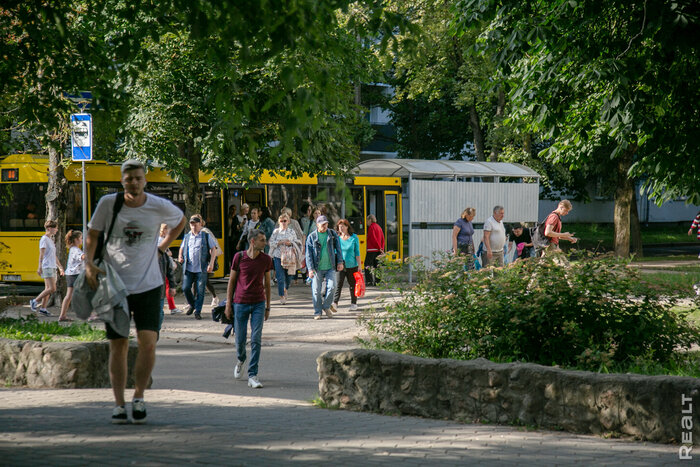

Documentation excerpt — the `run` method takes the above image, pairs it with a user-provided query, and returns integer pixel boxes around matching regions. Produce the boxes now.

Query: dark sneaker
[185,305,193,315]
[194,313,202,320]
[38,309,52,317]
[112,405,128,424]
[132,399,147,424]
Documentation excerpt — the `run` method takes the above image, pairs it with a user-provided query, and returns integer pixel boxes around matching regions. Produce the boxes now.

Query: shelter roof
[355,159,540,179]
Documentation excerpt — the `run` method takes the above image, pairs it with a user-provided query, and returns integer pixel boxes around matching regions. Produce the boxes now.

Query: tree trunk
[523,134,533,156]
[630,189,643,257]
[489,87,506,161]
[613,145,637,257]
[469,103,486,161]
[180,140,202,217]
[45,134,68,300]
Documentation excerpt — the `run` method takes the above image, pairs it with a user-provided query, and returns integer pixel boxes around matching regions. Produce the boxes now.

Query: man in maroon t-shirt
[543,199,578,255]
[225,229,272,389]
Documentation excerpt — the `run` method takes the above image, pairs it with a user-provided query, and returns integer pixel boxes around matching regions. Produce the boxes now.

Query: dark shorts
[106,286,161,340]
[65,274,79,288]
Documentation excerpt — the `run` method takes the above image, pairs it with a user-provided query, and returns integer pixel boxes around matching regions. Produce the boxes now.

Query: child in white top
[59,230,84,321]
[30,220,64,316]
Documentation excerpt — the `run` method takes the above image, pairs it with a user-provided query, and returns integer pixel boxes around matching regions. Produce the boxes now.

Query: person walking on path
[541,200,578,255]
[237,207,261,251]
[178,214,218,320]
[225,229,272,389]
[201,219,223,307]
[483,206,506,268]
[332,219,361,312]
[305,215,344,319]
[85,159,186,425]
[158,224,182,323]
[29,220,64,316]
[364,214,384,286]
[451,207,476,271]
[269,213,302,305]
[259,207,276,254]
[688,211,700,259]
[58,229,83,321]
[158,224,183,316]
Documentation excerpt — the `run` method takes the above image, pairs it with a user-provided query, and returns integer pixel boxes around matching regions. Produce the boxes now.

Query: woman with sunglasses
[268,214,302,304]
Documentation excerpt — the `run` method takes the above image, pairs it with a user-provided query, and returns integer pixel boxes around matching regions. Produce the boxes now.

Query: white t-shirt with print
[483,215,506,253]
[39,234,57,269]
[65,246,84,275]
[88,193,184,294]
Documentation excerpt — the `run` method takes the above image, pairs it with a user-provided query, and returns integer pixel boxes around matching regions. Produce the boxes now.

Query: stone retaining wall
[0,338,140,388]
[318,349,700,445]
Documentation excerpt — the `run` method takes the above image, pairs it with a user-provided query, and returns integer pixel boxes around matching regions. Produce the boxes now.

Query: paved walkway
[0,283,690,465]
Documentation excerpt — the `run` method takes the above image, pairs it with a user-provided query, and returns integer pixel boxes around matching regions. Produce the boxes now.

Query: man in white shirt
[483,205,506,268]
[86,159,186,425]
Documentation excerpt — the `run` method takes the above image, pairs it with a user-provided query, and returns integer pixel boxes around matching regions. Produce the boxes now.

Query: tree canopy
[455,0,700,203]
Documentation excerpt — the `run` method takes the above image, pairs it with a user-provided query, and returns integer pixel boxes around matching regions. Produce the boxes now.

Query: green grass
[632,255,697,263]
[0,315,106,342]
[637,270,700,296]
[565,222,692,250]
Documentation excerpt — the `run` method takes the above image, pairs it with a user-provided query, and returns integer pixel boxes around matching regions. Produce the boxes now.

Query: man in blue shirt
[178,214,217,319]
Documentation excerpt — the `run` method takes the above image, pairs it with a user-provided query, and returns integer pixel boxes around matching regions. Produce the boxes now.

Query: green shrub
[360,253,700,372]
[0,315,106,342]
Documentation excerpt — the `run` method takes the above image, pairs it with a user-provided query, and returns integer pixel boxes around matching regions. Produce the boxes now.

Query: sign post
[71,113,93,240]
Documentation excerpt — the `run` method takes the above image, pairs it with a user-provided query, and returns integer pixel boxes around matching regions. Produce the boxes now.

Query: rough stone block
[318,349,700,444]
[1,338,142,388]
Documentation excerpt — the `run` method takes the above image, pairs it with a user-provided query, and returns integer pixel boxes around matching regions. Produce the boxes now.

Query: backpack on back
[530,212,560,251]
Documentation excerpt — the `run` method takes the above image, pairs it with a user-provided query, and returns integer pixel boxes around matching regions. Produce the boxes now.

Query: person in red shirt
[364,214,385,286]
[543,199,578,255]
[225,229,272,389]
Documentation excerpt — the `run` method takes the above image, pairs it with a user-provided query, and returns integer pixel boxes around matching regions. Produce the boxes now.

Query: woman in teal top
[332,219,361,311]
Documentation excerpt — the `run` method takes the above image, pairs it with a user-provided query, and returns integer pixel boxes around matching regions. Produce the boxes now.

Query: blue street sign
[71,113,93,161]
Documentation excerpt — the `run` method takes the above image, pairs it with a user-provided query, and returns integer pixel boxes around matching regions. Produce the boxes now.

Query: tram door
[366,189,402,261]
[224,187,266,271]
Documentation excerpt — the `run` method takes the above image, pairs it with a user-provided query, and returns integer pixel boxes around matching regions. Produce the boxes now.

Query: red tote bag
[353,271,366,297]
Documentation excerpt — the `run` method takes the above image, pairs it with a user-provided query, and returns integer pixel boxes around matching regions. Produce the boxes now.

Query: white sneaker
[29,298,38,312]
[170,308,184,314]
[211,297,220,307]
[248,376,263,389]
[349,303,358,311]
[280,296,287,305]
[324,308,333,318]
[314,315,322,320]
[234,360,245,379]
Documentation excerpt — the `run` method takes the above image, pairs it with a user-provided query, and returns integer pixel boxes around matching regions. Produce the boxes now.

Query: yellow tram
[0,154,402,283]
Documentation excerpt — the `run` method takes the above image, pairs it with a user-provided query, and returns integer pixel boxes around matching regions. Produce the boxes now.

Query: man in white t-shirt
[86,159,186,425]
[483,205,506,268]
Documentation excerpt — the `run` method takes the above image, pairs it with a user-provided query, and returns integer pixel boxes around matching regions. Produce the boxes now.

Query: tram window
[203,187,222,238]
[0,183,47,232]
[65,183,83,230]
[268,184,319,221]
[346,187,364,234]
[91,183,121,212]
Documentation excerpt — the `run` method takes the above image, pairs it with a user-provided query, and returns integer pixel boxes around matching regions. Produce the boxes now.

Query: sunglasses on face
[280,220,288,223]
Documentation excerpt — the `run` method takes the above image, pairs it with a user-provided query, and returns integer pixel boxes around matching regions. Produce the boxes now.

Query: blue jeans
[182,270,207,314]
[273,257,291,297]
[312,269,336,316]
[234,302,265,377]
